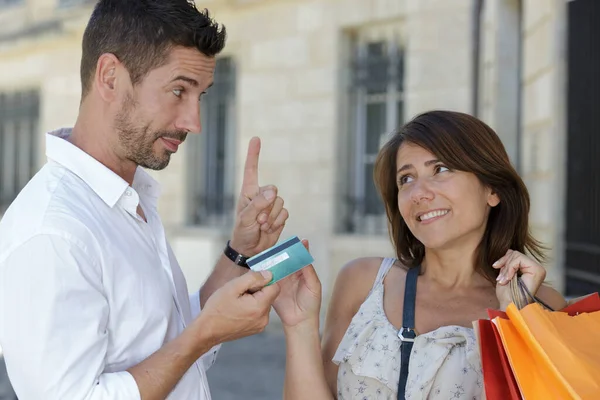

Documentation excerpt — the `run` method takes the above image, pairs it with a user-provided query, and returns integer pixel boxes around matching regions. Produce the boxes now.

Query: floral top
[332,258,483,400]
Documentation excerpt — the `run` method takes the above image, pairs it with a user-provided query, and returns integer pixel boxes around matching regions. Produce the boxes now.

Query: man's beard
[115,94,187,171]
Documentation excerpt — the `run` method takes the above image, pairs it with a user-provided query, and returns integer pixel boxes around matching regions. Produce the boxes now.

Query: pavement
[207,327,287,400]
[0,355,16,400]
[0,327,287,400]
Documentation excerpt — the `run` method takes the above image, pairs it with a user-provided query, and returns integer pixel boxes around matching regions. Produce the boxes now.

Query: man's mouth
[161,137,182,152]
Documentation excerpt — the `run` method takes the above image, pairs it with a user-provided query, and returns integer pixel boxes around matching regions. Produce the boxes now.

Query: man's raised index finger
[242,137,261,191]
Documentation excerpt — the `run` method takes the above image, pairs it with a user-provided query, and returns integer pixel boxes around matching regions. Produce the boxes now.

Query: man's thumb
[233,270,273,294]
[301,238,310,251]
[239,189,276,226]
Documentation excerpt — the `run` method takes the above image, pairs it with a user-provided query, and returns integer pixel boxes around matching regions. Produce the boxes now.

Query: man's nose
[175,101,201,134]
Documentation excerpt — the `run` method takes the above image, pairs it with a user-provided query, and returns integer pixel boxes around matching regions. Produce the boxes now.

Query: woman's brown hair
[374,110,545,283]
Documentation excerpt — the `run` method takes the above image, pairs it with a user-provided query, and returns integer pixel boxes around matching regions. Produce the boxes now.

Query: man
[0,1,289,399]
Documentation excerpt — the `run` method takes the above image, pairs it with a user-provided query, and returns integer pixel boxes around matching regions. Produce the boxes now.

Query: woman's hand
[493,249,547,310]
[272,240,322,330]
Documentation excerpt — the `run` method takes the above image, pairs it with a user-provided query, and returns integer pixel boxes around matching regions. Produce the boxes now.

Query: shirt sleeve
[0,234,141,400]
[189,290,221,370]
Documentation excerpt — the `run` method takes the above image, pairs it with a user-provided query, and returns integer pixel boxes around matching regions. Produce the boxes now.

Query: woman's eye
[435,165,450,174]
[173,89,183,97]
[398,175,413,186]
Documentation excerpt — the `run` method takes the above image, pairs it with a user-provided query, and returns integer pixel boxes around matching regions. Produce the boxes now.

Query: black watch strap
[223,241,250,268]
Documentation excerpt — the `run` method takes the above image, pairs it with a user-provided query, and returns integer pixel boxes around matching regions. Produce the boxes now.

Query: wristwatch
[223,240,250,268]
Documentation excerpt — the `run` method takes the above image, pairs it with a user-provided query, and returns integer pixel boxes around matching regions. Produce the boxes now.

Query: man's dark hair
[80,0,227,98]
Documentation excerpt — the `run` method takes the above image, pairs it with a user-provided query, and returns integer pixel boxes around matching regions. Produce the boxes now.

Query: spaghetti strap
[371,257,396,291]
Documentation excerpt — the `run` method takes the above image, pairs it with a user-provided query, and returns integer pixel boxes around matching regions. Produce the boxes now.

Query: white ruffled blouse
[332,258,484,400]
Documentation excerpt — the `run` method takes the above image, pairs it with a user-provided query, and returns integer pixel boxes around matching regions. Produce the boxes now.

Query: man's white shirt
[0,129,220,400]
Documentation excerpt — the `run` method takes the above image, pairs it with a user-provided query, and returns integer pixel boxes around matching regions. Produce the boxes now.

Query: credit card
[247,236,314,285]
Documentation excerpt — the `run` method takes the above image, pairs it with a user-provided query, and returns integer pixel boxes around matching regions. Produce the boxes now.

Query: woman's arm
[276,255,381,399]
[321,258,383,395]
[536,284,568,310]
[283,321,333,400]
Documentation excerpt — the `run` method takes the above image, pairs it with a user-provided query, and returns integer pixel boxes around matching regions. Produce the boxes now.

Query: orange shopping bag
[479,284,600,400]
[507,301,600,399]
[493,312,567,399]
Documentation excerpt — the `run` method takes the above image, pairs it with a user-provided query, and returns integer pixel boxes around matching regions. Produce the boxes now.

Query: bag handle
[509,276,555,311]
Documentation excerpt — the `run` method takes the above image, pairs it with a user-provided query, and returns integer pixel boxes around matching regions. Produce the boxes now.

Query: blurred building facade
[0,0,598,310]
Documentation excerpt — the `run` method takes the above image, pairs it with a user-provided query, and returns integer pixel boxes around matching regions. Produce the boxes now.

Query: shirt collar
[45,128,161,208]
[133,167,161,201]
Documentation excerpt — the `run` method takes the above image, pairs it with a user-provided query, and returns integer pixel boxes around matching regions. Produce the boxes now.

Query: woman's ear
[488,190,500,207]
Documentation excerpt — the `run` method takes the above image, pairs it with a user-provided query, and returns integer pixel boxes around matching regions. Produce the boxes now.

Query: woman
[273,110,568,399]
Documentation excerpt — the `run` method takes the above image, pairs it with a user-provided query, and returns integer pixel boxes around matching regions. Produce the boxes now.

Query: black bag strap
[397,266,420,400]
[517,277,555,311]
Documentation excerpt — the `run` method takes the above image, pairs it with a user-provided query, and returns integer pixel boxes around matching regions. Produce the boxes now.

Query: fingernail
[258,213,267,223]
[260,270,272,280]
[493,261,499,267]
[496,275,502,282]
[264,190,275,201]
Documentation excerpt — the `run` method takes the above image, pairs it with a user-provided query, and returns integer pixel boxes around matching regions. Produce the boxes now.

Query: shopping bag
[507,301,600,399]
[494,306,574,399]
[475,319,521,400]
[478,278,600,400]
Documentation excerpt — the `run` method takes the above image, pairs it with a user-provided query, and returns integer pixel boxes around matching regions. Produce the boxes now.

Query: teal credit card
[247,236,314,285]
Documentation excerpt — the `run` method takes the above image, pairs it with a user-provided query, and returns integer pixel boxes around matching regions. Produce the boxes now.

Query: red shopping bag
[476,319,521,400]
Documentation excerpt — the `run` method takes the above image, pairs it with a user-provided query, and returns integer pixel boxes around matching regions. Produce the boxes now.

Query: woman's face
[396,143,500,251]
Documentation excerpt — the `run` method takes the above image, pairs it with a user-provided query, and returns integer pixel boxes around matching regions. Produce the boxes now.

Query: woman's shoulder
[339,256,384,274]
[333,257,405,303]
[336,256,400,282]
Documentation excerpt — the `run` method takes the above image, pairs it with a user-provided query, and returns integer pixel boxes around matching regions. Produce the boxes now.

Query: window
[0,89,40,212]
[0,0,23,7]
[477,0,523,170]
[187,58,236,228]
[340,38,404,235]
[58,0,95,7]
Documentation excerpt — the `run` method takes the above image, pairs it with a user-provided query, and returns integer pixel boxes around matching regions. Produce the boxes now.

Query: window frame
[186,57,237,229]
[0,89,40,212]
[339,32,405,235]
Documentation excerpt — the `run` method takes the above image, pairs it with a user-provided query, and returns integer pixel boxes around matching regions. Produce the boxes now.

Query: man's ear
[94,53,122,103]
